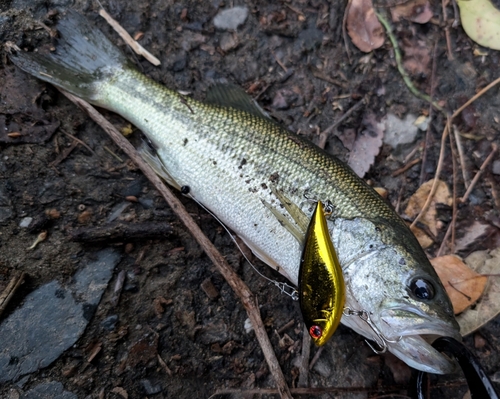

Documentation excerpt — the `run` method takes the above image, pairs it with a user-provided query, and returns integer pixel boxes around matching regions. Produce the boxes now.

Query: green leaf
[458,0,500,50]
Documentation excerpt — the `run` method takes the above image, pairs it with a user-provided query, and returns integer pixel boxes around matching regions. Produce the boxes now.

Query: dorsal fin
[205,83,271,119]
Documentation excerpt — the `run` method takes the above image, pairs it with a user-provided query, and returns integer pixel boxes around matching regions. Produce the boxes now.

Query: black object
[411,337,499,399]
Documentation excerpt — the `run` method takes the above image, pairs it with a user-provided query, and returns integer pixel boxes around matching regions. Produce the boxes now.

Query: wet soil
[1,0,500,398]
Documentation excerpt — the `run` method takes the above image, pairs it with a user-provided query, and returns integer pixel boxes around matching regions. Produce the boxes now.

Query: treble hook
[343,307,402,355]
[302,190,335,215]
[273,281,299,301]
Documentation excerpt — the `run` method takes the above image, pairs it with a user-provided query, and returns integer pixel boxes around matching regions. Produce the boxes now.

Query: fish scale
[101,68,406,284]
[9,9,461,374]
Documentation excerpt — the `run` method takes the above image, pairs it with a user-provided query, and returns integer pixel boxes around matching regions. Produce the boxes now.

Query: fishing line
[186,191,299,301]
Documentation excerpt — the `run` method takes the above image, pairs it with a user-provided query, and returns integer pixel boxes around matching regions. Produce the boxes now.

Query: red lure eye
[309,325,322,339]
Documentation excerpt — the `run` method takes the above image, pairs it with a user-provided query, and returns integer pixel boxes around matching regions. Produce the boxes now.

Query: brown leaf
[347,111,384,178]
[405,179,452,248]
[457,249,500,336]
[347,0,385,53]
[431,255,488,315]
[455,221,493,252]
[402,40,431,77]
[391,0,433,24]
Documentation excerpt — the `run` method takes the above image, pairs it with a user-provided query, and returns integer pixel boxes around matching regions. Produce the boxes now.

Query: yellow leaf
[431,255,488,315]
[457,0,500,50]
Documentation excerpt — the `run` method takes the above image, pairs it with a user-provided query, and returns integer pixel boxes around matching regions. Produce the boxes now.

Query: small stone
[200,278,219,299]
[244,318,253,334]
[19,217,33,228]
[77,210,92,224]
[101,315,119,331]
[492,160,500,175]
[219,32,238,52]
[474,333,487,349]
[213,6,249,31]
[140,379,162,395]
[384,113,419,149]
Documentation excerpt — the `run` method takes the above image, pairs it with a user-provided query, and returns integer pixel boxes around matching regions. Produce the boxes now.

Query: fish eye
[309,325,322,339]
[410,278,435,300]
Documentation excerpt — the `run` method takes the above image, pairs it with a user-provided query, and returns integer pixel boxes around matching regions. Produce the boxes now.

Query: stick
[59,90,293,399]
[297,326,311,388]
[452,125,470,189]
[375,11,444,113]
[460,144,498,204]
[98,8,161,66]
[0,272,26,318]
[410,118,450,229]
[320,98,364,136]
[411,76,500,231]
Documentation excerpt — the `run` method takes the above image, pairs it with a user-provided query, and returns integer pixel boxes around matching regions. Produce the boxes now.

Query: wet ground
[1,0,500,398]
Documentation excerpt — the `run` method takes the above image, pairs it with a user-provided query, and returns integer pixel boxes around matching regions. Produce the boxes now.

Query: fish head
[334,217,460,374]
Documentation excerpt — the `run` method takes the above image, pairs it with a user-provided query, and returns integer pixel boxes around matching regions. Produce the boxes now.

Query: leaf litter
[431,255,488,315]
[456,249,500,336]
[346,0,385,52]
[390,0,433,24]
[347,111,385,178]
[405,179,452,248]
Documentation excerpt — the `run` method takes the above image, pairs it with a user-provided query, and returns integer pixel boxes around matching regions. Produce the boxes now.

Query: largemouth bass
[9,10,461,373]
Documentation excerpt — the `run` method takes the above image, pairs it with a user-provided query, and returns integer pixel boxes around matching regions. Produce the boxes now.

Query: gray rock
[383,113,419,149]
[492,160,500,175]
[213,6,248,31]
[101,314,119,331]
[141,379,162,395]
[0,249,120,383]
[219,33,239,52]
[19,217,33,228]
[20,381,77,399]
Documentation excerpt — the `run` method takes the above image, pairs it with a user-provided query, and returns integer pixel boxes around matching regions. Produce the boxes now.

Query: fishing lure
[299,201,345,346]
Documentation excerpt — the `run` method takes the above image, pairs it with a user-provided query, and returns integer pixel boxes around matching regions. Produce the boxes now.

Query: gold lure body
[299,202,345,346]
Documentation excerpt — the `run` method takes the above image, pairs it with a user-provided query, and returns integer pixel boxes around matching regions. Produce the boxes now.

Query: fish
[299,201,345,346]
[8,10,461,373]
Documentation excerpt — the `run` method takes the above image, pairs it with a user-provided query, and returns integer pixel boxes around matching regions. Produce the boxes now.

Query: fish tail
[8,10,130,103]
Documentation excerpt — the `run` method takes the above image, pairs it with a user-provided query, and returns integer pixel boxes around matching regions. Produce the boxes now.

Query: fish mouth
[378,306,461,374]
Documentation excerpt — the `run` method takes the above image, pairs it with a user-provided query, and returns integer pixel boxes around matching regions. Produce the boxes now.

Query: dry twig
[59,90,293,399]
[297,326,311,388]
[98,8,161,66]
[460,144,498,204]
[0,272,26,318]
[411,76,500,229]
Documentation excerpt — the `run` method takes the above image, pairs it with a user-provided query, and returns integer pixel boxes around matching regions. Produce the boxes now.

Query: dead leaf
[347,0,385,53]
[401,40,431,77]
[336,128,356,151]
[405,179,452,247]
[347,111,384,178]
[457,248,500,336]
[455,221,493,252]
[431,255,488,314]
[391,0,433,24]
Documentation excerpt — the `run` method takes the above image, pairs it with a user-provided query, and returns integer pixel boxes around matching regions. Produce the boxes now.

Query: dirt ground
[1,0,500,398]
